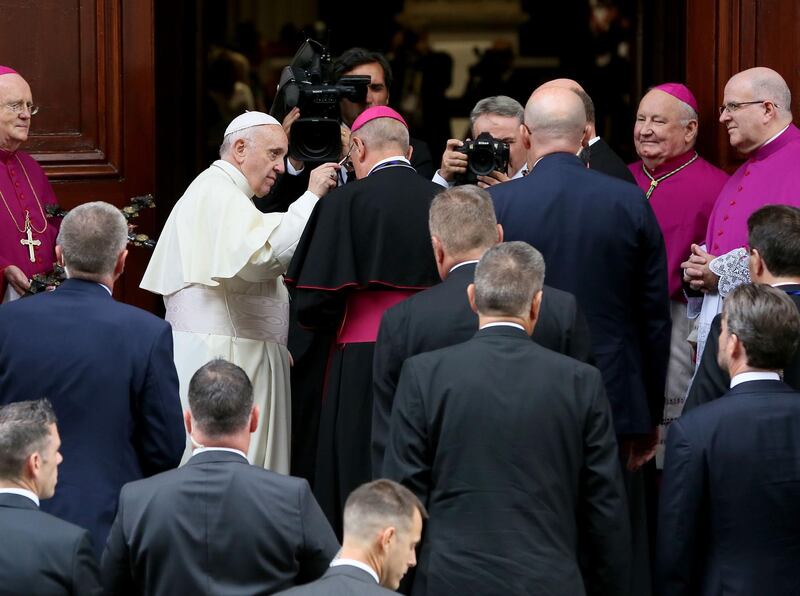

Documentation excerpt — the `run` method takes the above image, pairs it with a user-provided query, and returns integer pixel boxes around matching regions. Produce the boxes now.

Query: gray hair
[219,126,258,158]
[429,185,497,256]
[474,242,545,318]
[188,359,254,438]
[750,73,792,116]
[0,399,57,481]
[470,95,524,127]
[57,201,128,281]
[723,283,800,370]
[343,479,427,543]
[353,118,409,154]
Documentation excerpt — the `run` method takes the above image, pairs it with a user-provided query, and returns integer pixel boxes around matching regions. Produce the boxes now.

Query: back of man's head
[474,241,545,318]
[724,283,800,370]
[524,87,586,153]
[334,47,393,89]
[343,479,427,544]
[353,116,409,154]
[747,205,800,278]
[57,201,128,283]
[0,399,56,484]
[188,359,253,438]
[429,185,498,257]
[470,95,524,127]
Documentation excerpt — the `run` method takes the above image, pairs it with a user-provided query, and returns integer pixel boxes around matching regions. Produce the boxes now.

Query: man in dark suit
[488,89,669,594]
[384,242,631,595]
[372,184,593,473]
[101,359,339,595]
[0,202,184,556]
[684,205,800,411]
[0,399,101,595]
[658,283,800,595]
[277,479,426,596]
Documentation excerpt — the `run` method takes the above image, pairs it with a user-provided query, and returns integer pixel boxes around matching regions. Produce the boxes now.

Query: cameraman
[434,95,531,189]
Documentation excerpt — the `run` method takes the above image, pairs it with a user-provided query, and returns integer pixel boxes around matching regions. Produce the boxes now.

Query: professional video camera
[270,39,369,162]
[455,132,510,185]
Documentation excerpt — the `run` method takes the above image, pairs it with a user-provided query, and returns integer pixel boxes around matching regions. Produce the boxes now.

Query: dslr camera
[270,40,370,162]
[455,132,510,185]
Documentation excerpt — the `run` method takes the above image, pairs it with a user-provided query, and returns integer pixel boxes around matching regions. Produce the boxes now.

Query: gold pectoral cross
[645,179,658,200]
[20,211,41,263]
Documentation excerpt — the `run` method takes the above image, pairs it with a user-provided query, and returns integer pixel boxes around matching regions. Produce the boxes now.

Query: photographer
[434,95,531,189]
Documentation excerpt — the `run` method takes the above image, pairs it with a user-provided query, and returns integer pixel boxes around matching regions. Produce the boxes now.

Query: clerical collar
[330,559,380,584]
[753,123,793,161]
[367,155,412,177]
[730,371,780,388]
[0,147,15,164]
[449,260,479,273]
[480,321,526,332]
[0,487,39,506]
[191,446,249,461]
[212,159,254,198]
[643,149,698,178]
[641,151,699,199]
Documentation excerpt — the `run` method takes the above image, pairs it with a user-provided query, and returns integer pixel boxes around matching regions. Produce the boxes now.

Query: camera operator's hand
[476,169,511,188]
[438,138,468,182]
[307,162,341,197]
[281,107,304,172]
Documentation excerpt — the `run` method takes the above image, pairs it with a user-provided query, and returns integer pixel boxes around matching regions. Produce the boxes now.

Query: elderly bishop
[141,112,339,473]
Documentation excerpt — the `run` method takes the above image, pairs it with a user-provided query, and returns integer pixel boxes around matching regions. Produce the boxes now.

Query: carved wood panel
[0,0,156,310]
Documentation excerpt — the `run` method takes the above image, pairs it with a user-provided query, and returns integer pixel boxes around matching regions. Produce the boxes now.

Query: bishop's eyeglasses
[718,100,779,115]
[3,101,40,116]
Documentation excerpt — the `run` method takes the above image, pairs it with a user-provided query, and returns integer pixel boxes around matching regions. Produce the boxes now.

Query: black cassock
[285,162,441,535]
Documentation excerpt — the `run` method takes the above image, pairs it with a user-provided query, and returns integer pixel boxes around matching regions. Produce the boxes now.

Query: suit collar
[474,324,530,340]
[446,261,476,283]
[324,564,381,585]
[531,151,584,172]
[184,449,249,466]
[0,492,39,510]
[56,278,114,298]
[725,379,797,397]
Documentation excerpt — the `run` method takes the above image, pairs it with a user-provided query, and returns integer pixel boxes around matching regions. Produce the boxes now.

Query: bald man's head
[534,78,595,130]
[525,87,586,156]
[728,67,792,115]
[534,78,585,94]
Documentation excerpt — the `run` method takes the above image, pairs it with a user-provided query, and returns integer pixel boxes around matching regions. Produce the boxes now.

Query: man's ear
[530,289,543,325]
[232,138,247,164]
[431,236,445,266]
[406,143,414,162]
[379,526,396,552]
[749,248,766,280]
[467,283,478,314]
[519,123,531,150]
[250,405,260,433]
[496,224,504,244]
[113,249,128,280]
[184,410,193,435]
[55,245,64,267]
[580,124,591,147]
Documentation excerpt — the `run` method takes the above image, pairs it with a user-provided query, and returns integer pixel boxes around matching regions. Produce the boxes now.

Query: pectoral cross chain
[20,211,41,263]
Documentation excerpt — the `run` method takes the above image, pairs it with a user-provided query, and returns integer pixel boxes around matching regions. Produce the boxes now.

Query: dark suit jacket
[581,137,637,185]
[684,285,800,412]
[490,152,671,434]
[0,493,101,595]
[101,450,339,595]
[372,261,594,473]
[276,565,395,596]
[658,380,800,596]
[384,326,631,596]
[0,279,185,556]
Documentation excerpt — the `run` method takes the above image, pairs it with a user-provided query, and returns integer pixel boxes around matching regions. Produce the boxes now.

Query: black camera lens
[469,147,497,176]
[291,119,342,162]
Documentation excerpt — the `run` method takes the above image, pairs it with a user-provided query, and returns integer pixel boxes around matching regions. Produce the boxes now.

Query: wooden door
[0,0,157,310]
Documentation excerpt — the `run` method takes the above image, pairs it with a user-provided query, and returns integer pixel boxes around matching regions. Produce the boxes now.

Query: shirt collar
[587,136,601,147]
[511,164,528,179]
[330,558,380,584]
[0,488,39,506]
[479,321,526,332]
[730,371,781,388]
[449,260,479,274]
[367,155,411,177]
[190,446,249,461]
[212,159,255,197]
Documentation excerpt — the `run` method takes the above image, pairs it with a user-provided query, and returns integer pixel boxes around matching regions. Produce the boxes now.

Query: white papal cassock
[141,159,318,473]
